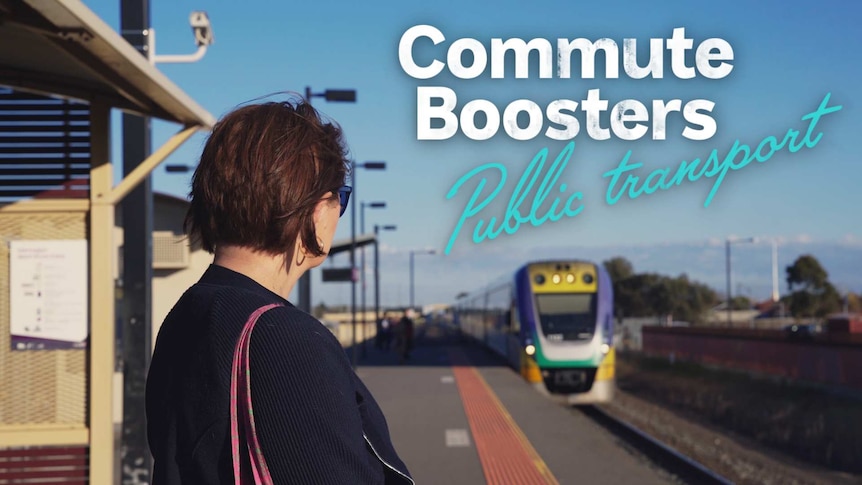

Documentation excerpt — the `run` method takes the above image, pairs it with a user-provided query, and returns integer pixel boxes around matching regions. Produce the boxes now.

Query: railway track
[577,405,734,485]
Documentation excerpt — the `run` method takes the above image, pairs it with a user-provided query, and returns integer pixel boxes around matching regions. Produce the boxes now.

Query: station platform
[351,322,674,484]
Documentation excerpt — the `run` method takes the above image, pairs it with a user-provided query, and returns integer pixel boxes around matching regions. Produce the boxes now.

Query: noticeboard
[9,239,88,351]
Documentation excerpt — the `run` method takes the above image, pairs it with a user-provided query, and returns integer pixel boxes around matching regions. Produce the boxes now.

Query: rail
[578,405,734,485]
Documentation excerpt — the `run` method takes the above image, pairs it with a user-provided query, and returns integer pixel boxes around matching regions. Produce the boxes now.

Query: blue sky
[84,0,861,307]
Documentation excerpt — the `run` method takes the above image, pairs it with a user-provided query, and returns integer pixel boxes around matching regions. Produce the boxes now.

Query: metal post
[297,86,314,313]
[409,251,414,310]
[725,239,731,328]
[374,225,380,333]
[350,162,357,368]
[360,203,366,357]
[297,268,311,312]
[772,239,779,303]
[120,0,153,481]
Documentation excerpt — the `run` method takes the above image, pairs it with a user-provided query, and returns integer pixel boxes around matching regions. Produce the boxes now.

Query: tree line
[603,254,860,324]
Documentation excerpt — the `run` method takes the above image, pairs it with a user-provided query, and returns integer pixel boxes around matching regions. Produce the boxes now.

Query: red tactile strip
[450,349,559,485]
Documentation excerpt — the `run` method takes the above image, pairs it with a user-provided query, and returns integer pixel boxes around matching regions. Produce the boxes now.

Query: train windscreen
[534,293,597,341]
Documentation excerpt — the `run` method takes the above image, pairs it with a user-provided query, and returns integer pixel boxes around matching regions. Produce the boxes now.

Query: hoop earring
[296,249,307,266]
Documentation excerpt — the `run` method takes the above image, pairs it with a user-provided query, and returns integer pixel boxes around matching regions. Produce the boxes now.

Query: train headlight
[552,274,561,284]
[583,273,594,284]
[534,274,545,285]
[565,273,575,283]
[600,343,610,355]
[525,344,536,356]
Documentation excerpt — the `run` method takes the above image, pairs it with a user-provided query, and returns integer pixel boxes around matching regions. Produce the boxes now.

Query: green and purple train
[453,260,615,404]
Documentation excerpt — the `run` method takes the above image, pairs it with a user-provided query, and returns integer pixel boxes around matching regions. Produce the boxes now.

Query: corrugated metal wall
[642,326,862,391]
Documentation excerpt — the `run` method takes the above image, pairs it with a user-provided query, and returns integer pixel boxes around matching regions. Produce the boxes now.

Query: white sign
[10,240,88,346]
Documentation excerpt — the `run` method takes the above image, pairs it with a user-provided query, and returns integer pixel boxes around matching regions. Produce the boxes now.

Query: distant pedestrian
[376,311,393,351]
[374,314,386,349]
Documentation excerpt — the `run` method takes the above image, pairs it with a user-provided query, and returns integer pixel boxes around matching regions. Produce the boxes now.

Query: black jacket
[146,265,412,484]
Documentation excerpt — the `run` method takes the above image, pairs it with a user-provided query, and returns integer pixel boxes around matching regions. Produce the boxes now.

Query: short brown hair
[185,98,349,265]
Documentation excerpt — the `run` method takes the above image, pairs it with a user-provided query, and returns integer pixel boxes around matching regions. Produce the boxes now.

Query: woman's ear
[312,198,326,224]
[312,196,332,222]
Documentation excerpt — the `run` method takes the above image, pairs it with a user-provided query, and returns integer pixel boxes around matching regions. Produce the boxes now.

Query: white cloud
[839,234,862,247]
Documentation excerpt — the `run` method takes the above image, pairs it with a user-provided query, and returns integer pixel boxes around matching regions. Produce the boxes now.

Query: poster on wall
[9,239,88,351]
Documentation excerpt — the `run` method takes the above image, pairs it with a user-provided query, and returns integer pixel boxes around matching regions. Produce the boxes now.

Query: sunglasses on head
[337,185,352,217]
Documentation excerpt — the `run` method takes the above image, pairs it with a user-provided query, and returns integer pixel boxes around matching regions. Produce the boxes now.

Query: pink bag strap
[230,303,284,485]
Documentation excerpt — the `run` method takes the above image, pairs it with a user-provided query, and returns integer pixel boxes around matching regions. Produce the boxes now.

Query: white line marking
[440,376,455,384]
[445,429,471,447]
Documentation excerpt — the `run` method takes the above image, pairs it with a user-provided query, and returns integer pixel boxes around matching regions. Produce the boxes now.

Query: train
[452,260,615,404]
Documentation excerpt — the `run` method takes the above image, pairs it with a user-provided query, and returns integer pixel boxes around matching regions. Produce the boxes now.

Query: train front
[516,261,615,405]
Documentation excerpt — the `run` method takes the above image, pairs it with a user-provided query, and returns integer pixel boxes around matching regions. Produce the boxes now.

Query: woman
[146,99,413,484]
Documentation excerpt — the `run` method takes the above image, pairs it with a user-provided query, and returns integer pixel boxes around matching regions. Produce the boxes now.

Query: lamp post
[771,239,780,303]
[164,164,192,173]
[360,201,386,357]
[297,86,356,314]
[374,224,397,327]
[350,161,386,368]
[374,224,397,353]
[725,236,756,327]
[305,87,357,103]
[409,249,436,311]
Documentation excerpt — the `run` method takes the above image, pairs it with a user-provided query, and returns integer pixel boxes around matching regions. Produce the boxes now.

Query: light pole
[771,239,780,303]
[409,249,436,311]
[374,224,397,325]
[360,201,386,357]
[305,87,357,103]
[350,161,386,368]
[297,86,356,314]
[726,236,756,327]
[374,224,397,352]
[165,164,191,173]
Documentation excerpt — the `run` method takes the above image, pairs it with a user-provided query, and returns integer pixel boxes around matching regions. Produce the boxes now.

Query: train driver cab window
[535,293,597,341]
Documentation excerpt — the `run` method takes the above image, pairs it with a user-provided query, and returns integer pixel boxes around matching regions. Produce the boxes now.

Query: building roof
[0,0,214,127]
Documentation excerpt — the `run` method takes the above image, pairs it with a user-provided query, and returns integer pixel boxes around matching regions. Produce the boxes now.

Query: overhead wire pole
[725,239,731,327]
[772,239,779,303]
[119,0,153,481]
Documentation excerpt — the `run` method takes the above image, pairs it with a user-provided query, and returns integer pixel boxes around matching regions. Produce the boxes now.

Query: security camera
[189,11,214,47]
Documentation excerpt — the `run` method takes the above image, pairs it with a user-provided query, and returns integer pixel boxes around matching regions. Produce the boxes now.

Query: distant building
[753,300,786,319]
[705,302,761,326]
